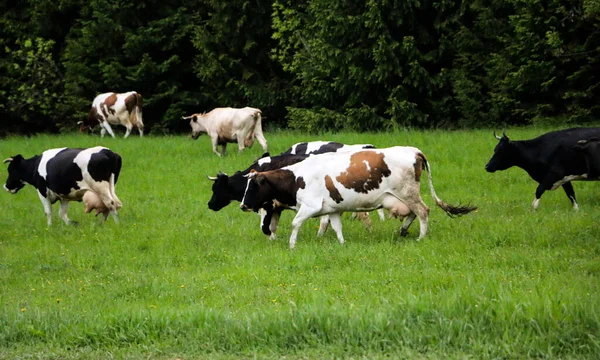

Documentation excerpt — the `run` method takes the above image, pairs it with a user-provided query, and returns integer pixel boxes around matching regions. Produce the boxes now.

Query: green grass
[0,128,599,359]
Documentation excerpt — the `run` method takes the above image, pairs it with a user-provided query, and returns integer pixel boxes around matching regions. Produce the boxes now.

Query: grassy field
[0,128,599,359]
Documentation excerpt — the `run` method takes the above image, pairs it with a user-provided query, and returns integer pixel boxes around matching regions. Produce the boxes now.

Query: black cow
[208,153,310,237]
[485,128,600,209]
[279,141,375,156]
[3,147,122,225]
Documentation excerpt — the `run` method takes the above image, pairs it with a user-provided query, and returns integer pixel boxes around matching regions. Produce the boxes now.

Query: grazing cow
[183,107,268,156]
[573,138,600,179]
[280,141,375,156]
[79,91,144,138]
[3,147,122,225]
[240,147,476,249]
[485,128,600,210]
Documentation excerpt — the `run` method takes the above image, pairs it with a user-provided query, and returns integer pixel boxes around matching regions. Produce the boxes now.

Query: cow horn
[76,121,83,125]
[3,158,13,164]
[493,131,502,140]
[207,175,218,181]
[218,171,227,176]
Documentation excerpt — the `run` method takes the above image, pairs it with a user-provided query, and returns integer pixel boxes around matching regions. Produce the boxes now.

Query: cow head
[184,114,206,140]
[79,108,101,133]
[240,170,272,212]
[207,171,233,211]
[485,131,516,172]
[3,155,27,194]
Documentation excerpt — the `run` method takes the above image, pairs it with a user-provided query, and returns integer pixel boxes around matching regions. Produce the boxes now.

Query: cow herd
[3,91,600,248]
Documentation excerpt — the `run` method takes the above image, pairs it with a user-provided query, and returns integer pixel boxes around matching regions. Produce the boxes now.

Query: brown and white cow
[240,147,476,249]
[183,107,268,156]
[79,91,144,138]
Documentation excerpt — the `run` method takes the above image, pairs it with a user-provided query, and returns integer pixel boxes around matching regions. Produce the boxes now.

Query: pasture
[0,128,599,359]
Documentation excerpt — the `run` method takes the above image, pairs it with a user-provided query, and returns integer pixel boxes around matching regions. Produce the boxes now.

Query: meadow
[0,128,598,359]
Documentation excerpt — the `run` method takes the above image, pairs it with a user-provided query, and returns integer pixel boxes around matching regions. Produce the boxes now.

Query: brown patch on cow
[413,152,427,182]
[336,151,391,193]
[296,176,305,190]
[218,121,235,143]
[124,93,138,114]
[325,175,343,203]
[101,93,118,118]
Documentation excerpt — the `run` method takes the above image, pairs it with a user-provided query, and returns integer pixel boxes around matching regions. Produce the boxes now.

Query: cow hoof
[400,228,409,237]
[69,220,80,227]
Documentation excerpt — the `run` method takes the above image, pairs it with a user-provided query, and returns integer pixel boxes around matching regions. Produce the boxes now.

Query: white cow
[79,91,144,138]
[183,107,268,156]
[240,147,477,249]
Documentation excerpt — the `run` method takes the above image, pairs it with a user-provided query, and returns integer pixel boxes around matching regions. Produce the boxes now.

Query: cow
[485,128,600,210]
[279,141,375,156]
[78,91,144,138]
[240,147,476,249]
[183,107,268,156]
[3,147,122,225]
[573,138,600,179]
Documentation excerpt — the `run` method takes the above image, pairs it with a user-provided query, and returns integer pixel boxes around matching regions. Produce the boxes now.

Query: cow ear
[260,152,270,159]
[192,115,198,122]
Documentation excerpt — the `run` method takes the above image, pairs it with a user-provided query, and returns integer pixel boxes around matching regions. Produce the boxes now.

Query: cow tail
[422,155,477,217]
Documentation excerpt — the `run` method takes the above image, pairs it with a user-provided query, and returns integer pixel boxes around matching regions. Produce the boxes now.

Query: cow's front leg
[123,124,133,138]
[289,206,318,249]
[58,199,77,225]
[38,192,53,226]
[328,213,345,245]
[221,143,227,156]
[100,121,116,138]
[562,182,579,210]
[211,137,221,156]
[237,139,246,153]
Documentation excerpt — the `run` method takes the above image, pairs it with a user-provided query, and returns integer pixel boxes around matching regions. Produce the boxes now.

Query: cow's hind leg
[317,215,330,236]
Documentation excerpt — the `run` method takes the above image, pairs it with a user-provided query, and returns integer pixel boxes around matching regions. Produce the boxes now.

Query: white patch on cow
[305,141,330,154]
[551,174,588,190]
[38,148,67,180]
[240,178,253,207]
[362,159,371,172]
[258,157,272,166]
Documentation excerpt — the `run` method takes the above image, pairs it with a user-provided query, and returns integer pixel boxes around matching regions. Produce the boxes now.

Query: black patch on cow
[311,142,344,154]
[44,149,85,195]
[88,149,122,184]
[294,143,308,155]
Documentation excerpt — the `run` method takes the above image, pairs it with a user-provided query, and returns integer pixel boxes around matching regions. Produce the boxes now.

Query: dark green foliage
[0,0,598,134]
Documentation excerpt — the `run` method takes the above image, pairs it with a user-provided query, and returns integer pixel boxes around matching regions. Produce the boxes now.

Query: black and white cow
[241,147,476,249]
[3,147,122,225]
[208,153,310,238]
[279,141,375,156]
[485,128,600,209]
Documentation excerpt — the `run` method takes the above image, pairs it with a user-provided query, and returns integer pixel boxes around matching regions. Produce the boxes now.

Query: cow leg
[317,215,330,236]
[269,208,283,239]
[123,124,133,138]
[259,208,273,237]
[399,213,416,237]
[38,192,53,226]
[211,137,221,156]
[328,213,345,245]
[376,208,385,221]
[58,200,77,225]
[562,182,579,210]
[221,143,227,155]
[289,206,319,249]
[138,126,144,137]
[411,203,430,241]
[237,139,245,153]
[100,121,116,138]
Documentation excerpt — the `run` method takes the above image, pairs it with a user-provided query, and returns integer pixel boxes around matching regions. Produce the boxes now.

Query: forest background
[1,0,599,136]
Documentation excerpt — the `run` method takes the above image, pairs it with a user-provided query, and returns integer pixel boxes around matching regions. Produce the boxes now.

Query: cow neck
[263,169,299,207]
[511,140,547,179]
[231,171,250,201]
[19,155,42,185]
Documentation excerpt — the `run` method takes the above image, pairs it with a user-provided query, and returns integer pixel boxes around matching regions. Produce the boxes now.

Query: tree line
[1,0,598,136]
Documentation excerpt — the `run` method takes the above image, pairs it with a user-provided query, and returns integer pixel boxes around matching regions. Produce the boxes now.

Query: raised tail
[420,153,477,217]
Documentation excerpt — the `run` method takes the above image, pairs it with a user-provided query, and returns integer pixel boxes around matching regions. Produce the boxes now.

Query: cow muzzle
[191,132,201,140]
[4,184,20,194]
[240,203,251,212]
